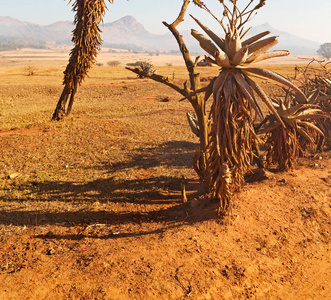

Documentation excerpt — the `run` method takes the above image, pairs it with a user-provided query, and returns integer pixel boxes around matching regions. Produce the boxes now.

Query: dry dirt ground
[0,56,330,299]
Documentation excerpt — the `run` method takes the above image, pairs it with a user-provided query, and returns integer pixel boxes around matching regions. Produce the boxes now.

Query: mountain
[101,16,177,50]
[0,16,320,54]
[0,16,73,44]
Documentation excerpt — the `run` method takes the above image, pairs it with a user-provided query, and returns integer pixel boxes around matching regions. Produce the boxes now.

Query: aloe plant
[191,0,307,213]
[259,93,329,170]
[53,0,114,120]
[291,59,331,149]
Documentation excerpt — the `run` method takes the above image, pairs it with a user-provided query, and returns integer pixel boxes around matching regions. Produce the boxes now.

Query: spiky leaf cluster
[259,96,330,169]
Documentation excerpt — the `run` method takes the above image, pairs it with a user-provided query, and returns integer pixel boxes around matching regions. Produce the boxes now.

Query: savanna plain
[0,49,330,299]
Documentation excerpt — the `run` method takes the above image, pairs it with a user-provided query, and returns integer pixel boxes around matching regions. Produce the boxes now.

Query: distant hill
[0,35,46,51]
[0,16,320,54]
[0,16,72,47]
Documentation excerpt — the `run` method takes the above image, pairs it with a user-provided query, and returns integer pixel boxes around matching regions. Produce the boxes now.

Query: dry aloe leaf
[284,93,291,109]
[191,29,219,57]
[242,30,271,47]
[215,52,232,68]
[294,108,327,117]
[227,30,242,59]
[296,126,315,144]
[231,46,248,66]
[259,122,280,134]
[285,104,319,117]
[246,36,278,55]
[232,72,264,120]
[222,75,236,102]
[240,27,252,41]
[244,67,308,104]
[187,112,200,137]
[204,77,217,102]
[213,71,230,101]
[307,89,320,104]
[190,15,226,51]
[243,71,285,127]
[246,50,289,64]
[297,121,325,136]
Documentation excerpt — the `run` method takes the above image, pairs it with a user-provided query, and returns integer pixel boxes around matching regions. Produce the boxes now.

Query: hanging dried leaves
[52,0,110,120]
[64,0,107,89]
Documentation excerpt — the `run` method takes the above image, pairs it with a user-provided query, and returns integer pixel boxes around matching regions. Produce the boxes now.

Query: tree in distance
[317,43,331,60]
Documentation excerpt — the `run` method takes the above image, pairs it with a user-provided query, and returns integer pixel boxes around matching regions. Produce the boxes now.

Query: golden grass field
[0,49,330,299]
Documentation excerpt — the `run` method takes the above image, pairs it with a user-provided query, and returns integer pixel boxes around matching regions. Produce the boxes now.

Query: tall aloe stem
[52,0,111,120]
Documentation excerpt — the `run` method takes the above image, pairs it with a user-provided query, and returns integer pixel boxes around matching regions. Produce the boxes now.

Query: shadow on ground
[0,140,219,238]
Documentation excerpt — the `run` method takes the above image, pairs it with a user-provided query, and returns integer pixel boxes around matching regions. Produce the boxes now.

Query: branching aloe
[191,0,307,213]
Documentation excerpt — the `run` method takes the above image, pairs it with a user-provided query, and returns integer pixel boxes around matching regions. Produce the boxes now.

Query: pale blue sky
[1,0,330,43]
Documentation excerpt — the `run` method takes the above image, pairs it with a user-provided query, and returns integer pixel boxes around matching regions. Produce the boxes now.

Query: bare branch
[125,67,192,100]
[162,0,200,91]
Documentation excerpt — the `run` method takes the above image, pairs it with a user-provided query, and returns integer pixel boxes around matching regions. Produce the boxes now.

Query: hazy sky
[1,0,330,44]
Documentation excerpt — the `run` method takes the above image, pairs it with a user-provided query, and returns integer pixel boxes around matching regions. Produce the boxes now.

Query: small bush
[25,66,36,76]
[96,63,104,67]
[107,60,121,67]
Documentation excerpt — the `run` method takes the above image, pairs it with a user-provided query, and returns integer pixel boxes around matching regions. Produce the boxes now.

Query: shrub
[107,60,121,67]
[25,66,36,76]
